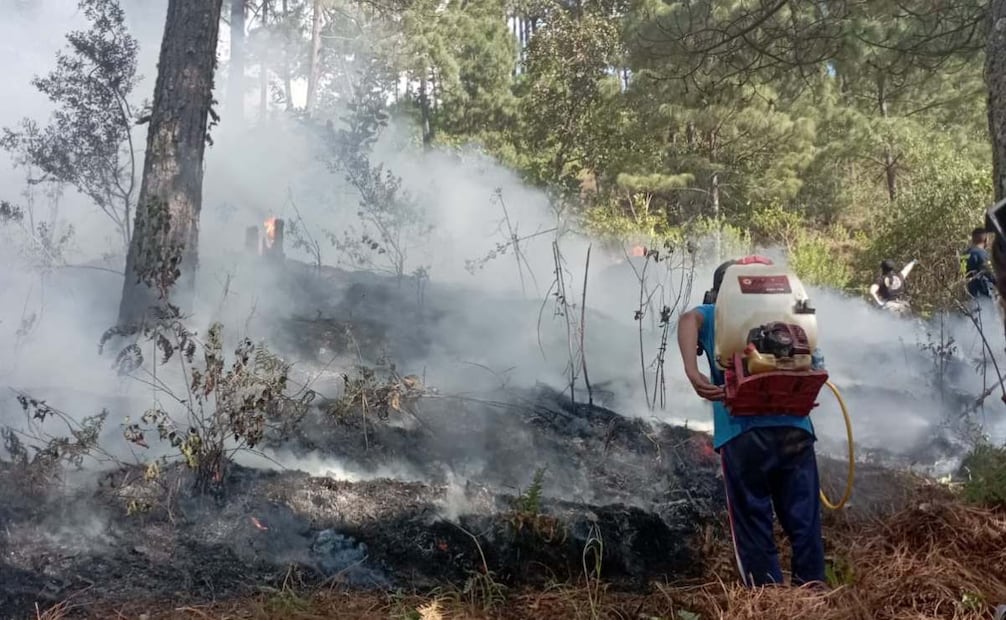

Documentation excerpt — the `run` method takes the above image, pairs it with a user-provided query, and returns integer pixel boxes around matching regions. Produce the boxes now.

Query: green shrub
[961,443,1006,508]
[789,228,855,290]
[682,217,752,262]
[749,204,804,246]
[582,192,674,239]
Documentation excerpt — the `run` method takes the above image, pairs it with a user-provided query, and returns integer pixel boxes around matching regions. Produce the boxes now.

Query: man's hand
[686,369,725,401]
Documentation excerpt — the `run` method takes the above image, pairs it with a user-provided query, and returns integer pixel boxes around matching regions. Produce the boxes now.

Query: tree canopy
[6,0,999,312]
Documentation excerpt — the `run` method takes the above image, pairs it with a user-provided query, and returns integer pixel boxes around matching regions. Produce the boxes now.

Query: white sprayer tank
[713,262,818,368]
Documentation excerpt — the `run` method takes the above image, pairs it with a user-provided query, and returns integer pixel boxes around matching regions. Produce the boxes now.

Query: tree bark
[709,129,720,261]
[305,0,324,114]
[878,74,897,202]
[986,0,1006,323]
[227,0,245,122]
[711,171,721,262]
[281,0,293,110]
[118,0,224,325]
[259,0,270,120]
[419,71,433,148]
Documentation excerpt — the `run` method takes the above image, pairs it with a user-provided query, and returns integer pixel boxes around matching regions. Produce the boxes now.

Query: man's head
[972,227,988,247]
[703,259,738,304]
[880,259,896,275]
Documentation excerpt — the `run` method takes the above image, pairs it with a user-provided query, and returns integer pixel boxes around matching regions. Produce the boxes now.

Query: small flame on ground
[250,516,269,531]
[630,245,646,257]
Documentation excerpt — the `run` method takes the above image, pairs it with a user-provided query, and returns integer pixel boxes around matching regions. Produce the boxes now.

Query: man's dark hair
[973,227,988,244]
[880,259,896,274]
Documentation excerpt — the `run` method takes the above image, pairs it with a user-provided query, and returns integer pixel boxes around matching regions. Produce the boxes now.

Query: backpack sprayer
[711,256,855,510]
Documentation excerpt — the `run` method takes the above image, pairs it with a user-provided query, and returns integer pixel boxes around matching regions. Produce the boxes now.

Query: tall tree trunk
[709,129,721,261]
[281,0,292,110]
[419,71,432,148]
[711,171,721,262]
[305,0,323,114]
[985,0,1006,324]
[227,0,245,122]
[118,0,224,325]
[259,0,269,120]
[878,74,897,201]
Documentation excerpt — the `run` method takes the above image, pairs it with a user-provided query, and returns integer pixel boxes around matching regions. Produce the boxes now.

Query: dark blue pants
[720,426,825,587]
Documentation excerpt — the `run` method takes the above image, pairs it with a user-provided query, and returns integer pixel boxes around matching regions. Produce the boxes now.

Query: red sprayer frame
[723,353,829,417]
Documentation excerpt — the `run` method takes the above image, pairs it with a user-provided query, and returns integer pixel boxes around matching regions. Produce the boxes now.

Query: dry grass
[63,497,1006,619]
[662,498,1006,620]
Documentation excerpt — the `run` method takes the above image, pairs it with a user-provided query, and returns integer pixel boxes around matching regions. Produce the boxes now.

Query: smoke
[0,0,1003,498]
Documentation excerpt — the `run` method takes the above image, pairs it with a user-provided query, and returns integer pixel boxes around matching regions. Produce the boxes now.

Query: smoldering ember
[2,1,1006,619]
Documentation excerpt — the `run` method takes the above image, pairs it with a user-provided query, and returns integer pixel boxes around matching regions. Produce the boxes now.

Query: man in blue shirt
[676,260,825,587]
[964,227,995,299]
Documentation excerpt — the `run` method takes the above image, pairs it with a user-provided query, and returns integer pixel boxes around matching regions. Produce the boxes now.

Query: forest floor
[70,487,1006,620]
[6,260,1002,620]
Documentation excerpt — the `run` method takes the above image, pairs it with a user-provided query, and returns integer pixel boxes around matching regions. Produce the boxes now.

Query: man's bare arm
[677,310,725,401]
[868,283,884,306]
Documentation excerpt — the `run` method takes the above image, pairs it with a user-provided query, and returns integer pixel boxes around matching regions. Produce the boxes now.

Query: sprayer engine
[724,322,828,416]
[746,322,810,360]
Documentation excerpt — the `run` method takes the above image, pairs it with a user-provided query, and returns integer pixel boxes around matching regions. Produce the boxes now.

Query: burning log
[261,217,285,260]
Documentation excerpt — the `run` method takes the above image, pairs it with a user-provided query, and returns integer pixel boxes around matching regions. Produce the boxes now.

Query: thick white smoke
[0,0,1002,487]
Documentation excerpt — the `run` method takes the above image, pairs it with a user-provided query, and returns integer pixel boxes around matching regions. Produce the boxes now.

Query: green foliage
[396,0,518,141]
[514,467,547,515]
[825,554,856,587]
[961,443,1006,509]
[683,218,752,262]
[749,205,805,246]
[789,228,855,290]
[12,0,981,319]
[513,6,623,194]
[133,0,991,298]
[581,192,675,239]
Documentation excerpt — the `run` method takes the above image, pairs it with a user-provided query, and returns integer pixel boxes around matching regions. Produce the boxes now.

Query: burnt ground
[0,260,945,619]
[0,384,924,620]
[0,387,728,619]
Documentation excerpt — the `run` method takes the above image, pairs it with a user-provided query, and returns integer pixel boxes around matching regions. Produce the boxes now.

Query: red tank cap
[736,255,774,265]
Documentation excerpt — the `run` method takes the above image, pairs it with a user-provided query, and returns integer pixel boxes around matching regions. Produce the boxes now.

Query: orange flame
[263,217,278,247]
[250,516,269,531]
[630,245,646,257]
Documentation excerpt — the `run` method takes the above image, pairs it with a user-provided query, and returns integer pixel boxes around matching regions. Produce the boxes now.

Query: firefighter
[869,258,917,313]
[676,260,826,587]
[963,227,995,300]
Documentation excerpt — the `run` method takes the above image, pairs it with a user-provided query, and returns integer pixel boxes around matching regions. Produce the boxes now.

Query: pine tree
[118,0,224,324]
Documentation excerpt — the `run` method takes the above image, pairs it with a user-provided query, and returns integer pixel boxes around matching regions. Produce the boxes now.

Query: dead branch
[580,244,593,406]
[551,240,579,408]
[286,187,323,274]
